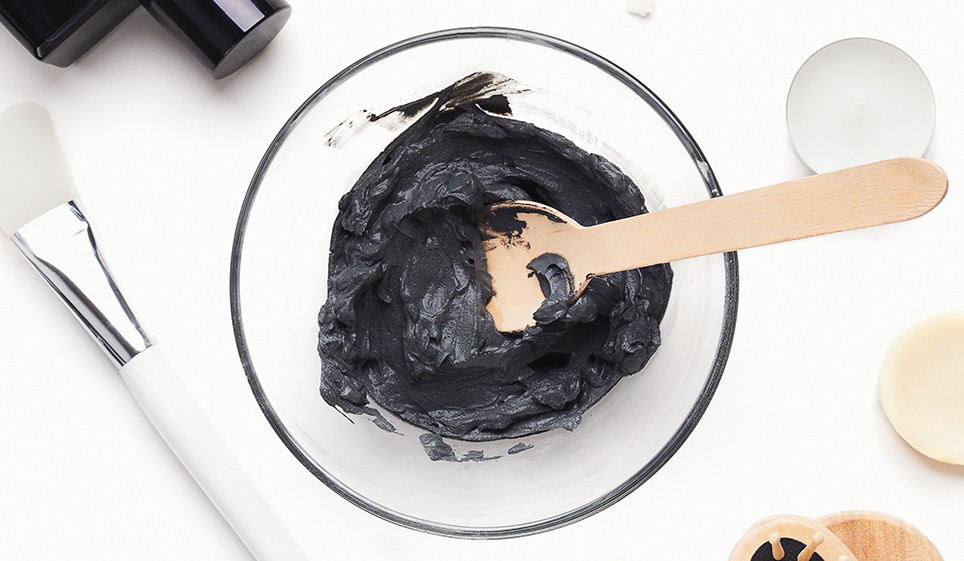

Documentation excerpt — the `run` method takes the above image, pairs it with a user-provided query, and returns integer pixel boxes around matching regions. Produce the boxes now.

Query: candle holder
[786,38,935,173]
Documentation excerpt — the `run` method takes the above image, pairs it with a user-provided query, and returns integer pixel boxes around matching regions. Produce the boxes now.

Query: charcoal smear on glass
[318,73,673,442]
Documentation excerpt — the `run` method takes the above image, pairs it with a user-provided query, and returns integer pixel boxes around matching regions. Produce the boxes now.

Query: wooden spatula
[479,157,947,333]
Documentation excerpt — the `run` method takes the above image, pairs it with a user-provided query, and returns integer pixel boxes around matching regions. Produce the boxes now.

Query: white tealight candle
[786,38,935,173]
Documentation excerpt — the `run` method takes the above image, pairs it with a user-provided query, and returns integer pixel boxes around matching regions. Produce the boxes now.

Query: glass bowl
[230,27,738,538]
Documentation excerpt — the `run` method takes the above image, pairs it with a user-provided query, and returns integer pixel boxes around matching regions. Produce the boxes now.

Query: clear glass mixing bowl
[230,27,738,538]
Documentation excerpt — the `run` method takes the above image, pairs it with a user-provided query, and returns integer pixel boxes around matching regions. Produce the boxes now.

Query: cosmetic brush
[0,101,307,561]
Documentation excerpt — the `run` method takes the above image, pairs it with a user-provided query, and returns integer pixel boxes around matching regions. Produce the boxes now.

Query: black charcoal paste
[318,74,672,442]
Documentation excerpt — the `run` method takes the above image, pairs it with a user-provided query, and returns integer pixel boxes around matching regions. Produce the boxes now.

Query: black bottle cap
[142,0,291,79]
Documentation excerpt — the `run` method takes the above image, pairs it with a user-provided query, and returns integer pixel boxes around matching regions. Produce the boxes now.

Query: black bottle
[0,0,291,79]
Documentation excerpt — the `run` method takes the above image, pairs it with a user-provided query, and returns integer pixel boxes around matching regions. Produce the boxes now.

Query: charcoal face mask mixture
[318,73,672,443]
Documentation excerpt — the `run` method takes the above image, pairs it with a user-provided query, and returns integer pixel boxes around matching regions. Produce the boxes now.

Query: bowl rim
[229,26,740,539]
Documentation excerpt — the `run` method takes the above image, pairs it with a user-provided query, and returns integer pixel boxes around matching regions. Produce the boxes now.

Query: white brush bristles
[0,102,79,236]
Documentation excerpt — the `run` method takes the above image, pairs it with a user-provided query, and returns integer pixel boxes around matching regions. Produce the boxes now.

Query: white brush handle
[120,346,308,561]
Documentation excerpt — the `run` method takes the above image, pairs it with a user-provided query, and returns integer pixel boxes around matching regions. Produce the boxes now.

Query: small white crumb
[626,0,654,17]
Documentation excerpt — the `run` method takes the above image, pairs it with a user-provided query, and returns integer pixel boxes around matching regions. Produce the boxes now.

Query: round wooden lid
[817,510,943,561]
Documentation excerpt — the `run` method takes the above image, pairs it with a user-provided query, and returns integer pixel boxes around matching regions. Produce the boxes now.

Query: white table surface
[2,1,962,559]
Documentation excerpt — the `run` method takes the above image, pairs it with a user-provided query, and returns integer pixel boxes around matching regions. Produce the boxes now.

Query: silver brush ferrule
[11,201,151,367]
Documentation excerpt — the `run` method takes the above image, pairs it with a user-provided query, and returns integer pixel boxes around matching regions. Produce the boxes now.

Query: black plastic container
[0,0,290,78]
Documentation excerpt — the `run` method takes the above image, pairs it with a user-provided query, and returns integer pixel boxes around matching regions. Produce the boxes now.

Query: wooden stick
[797,533,825,561]
[482,157,948,333]
[769,533,785,561]
[575,158,947,276]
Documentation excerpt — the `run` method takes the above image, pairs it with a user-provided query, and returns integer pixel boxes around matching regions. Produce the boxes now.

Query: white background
[1,0,962,559]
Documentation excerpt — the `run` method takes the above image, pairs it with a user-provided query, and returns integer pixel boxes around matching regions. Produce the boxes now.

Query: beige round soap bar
[818,510,943,561]
[880,314,964,465]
